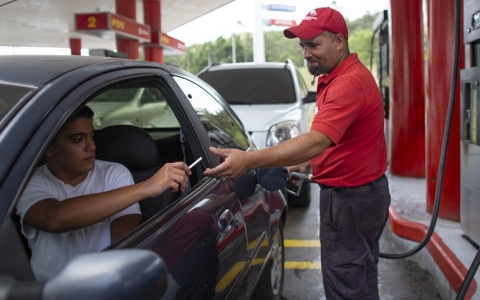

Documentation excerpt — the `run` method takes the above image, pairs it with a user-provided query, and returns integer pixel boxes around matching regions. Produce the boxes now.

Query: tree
[163,11,381,74]
[349,28,377,68]
[264,30,303,66]
[346,12,377,35]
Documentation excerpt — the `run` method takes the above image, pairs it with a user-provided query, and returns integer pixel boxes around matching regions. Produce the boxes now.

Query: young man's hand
[146,162,191,196]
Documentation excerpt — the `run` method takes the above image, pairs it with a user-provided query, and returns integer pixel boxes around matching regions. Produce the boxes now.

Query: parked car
[88,86,180,129]
[0,55,289,300]
[197,60,316,207]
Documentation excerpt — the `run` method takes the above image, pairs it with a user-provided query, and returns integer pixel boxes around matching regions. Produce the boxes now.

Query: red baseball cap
[284,7,348,40]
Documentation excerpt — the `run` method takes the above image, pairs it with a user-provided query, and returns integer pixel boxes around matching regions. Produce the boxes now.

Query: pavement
[383,170,480,300]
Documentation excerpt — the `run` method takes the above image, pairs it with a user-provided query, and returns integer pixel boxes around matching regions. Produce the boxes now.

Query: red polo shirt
[310,53,387,187]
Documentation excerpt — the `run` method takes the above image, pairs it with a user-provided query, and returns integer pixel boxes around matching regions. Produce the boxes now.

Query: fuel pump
[372,10,390,121]
[369,9,440,259]
[460,0,480,249]
[371,10,390,159]
[456,0,480,298]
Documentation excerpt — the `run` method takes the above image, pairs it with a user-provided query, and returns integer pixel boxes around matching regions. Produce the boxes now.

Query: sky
[168,0,391,46]
[0,0,390,55]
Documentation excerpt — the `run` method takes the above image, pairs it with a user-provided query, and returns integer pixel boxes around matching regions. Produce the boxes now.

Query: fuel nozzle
[289,171,313,183]
[284,171,313,196]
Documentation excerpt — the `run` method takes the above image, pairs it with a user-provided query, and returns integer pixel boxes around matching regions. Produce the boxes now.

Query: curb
[388,205,477,299]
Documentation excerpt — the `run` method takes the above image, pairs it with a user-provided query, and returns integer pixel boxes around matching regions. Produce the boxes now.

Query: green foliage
[346,12,377,35]
[163,11,381,75]
[264,31,303,67]
[349,29,377,68]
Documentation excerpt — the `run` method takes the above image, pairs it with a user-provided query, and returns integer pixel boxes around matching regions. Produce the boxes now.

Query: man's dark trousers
[319,175,391,299]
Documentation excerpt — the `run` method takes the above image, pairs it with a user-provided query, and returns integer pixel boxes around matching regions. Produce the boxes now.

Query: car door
[89,73,271,299]
[173,76,272,299]
[80,69,272,299]
[81,74,242,299]
[87,68,274,300]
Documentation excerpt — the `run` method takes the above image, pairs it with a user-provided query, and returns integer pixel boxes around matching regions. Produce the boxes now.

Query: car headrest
[95,125,159,170]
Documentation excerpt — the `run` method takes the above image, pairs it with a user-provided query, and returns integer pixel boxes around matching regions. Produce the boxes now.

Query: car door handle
[217,209,234,233]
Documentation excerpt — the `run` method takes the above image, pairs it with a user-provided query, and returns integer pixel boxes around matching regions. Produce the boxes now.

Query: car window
[89,85,180,130]
[198,68,296,105]
[0,82,36,130]
[87,80,201,221]
[174,76,250,150]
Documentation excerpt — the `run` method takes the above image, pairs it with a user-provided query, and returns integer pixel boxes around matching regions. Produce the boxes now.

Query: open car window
[87,80,198,221]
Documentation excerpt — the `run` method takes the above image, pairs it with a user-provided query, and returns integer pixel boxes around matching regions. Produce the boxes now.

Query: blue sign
[265,4,296,12]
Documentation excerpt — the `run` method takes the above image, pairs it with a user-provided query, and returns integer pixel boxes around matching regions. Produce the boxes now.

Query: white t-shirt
[16,160,141,280]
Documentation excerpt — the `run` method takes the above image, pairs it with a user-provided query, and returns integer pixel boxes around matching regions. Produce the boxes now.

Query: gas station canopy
[0,0,234,50]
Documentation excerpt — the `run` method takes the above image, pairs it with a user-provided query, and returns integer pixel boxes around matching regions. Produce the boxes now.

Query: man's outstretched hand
[203,147,250,180]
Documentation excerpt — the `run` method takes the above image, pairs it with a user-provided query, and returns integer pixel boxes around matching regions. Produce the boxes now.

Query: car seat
[94,125,181,221]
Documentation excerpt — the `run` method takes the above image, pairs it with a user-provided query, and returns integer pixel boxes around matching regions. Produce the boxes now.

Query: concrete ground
[282,182,443,300]
[384,171,480,300]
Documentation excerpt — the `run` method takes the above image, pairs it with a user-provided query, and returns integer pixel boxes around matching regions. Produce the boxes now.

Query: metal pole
[253,0,265,63]
[232,33,236,63]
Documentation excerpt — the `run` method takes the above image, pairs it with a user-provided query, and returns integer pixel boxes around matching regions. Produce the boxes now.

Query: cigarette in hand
[189,157,203,169]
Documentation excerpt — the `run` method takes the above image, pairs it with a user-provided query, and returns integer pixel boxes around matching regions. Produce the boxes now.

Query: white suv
[198,59,316,206]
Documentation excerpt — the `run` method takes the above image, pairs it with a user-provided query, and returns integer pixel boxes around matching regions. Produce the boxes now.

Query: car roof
[0,55,192,86]
[198,60,294,74]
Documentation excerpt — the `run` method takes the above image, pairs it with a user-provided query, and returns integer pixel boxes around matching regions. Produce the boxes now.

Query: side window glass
[173,76,250,150]
[89,84,179,130]
[140,87,164,105]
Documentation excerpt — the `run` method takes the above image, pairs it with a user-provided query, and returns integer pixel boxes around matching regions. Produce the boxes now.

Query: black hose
[380,0,460,259]
[456,247,480,299]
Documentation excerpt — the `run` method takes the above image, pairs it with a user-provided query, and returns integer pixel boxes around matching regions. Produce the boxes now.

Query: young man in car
[204,7,391,300]
[16,105,191,280]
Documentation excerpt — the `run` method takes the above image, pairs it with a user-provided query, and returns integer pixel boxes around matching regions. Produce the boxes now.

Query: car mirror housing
[256,167,289,191]
[43,249,168,300]
[303,91,317,104]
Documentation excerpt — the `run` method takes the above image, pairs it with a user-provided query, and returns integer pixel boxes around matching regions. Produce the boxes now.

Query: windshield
[199,68,296,105]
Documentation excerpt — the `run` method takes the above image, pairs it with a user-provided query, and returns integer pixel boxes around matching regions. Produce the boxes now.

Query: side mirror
[303,91,316,104]
[256,167,289,191]
[43,249,168,300]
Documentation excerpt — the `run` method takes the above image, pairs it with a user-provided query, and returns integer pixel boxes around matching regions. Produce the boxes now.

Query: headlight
[266,121,301,147]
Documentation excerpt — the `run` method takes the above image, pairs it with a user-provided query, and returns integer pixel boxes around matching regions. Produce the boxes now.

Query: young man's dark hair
[54,106,94,143]
[74,105,94,119]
